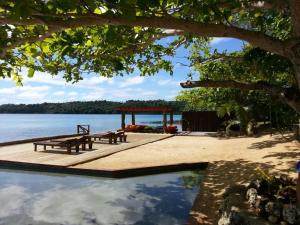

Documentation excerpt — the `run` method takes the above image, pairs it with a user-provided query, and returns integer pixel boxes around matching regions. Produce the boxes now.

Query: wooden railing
[77,125,90,135]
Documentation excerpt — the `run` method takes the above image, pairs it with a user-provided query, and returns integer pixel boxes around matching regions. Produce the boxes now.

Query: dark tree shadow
[187,157,298,225]
[106,172,203,225]
[248,135,295,150]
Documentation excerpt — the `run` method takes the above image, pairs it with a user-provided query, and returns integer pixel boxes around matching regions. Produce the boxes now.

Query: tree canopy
[0,100,185,114]
[176,46,298,133]
[1,1,300,113]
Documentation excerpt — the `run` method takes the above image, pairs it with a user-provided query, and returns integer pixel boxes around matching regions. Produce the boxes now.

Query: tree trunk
[281,94,300,115]
[286,42,300,114]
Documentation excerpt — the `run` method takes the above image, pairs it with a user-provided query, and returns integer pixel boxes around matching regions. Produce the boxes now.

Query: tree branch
[289,0,300,37]
[0,26,62,57]
[84,30,184,60]
[0,15,287,57]
[180,80,282,95]
[0,17,47,26]
[180,79,300,114]
[200,55,243,64]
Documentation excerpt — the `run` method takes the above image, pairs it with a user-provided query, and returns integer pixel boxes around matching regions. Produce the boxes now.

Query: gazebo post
[163,111,167,127]
[118,107,175,131]
[131,112,136,125]
[121,112,126,129]
[170,111,174,125]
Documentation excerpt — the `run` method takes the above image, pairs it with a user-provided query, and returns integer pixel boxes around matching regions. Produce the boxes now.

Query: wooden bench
[34,139,79,154]
[33,137,93,154]
[52,136,93,150]
[87,132,117,144]
[79,136,94,150]
[115,131,127,142]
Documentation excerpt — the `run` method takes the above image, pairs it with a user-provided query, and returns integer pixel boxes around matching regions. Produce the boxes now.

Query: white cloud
[23,71,66,86]
[68,91,78,97]
[16,86,50,101]
[19,91,44,99]
[0,85,50,96]
[78,76,114,86]
[21,71,114,90]
[174,62,184,69]
[53,91,65,96]
[119,76,144,88]
[0,85,51,103]
[66,97,77,101]
[165,94,177,100]
[0,185,29,218]
[111,88,157,100]
[21,85,50,92]
[0,69,182,103]
[0,87,17,94]
[140,90,157,96]
[82,90,106,101]
[210,37,230,45]
[157,79,179,86]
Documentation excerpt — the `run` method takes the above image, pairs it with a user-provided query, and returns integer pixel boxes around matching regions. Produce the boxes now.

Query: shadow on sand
[187,155,298,225]
[248,134,295,150]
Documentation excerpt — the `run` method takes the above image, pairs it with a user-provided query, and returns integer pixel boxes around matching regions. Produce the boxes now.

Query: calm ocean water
[0,169,202,225]
[0,114,181,142]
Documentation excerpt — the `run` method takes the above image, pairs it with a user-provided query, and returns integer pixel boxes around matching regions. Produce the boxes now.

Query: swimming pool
[0,169,203,225]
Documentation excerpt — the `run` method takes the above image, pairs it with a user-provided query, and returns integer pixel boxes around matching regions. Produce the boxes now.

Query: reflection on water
[0,170,203,225]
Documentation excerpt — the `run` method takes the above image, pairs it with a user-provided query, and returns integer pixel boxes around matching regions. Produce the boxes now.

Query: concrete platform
[0,133,175,174]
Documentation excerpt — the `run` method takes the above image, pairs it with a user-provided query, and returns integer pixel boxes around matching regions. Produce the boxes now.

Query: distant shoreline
[0,100,184,114]
[0,113,182,115]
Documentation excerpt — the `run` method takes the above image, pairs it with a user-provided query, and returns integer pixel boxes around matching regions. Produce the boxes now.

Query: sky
[0,37,244,104]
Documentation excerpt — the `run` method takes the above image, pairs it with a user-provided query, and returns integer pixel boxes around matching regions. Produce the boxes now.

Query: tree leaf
[27,68,35,78]
[86,40,92,47]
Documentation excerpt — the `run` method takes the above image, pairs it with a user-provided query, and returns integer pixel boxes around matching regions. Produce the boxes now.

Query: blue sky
[0,37,244,104]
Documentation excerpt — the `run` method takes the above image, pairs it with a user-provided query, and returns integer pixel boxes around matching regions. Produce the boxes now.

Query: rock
[268,215,278,223]
[218,207,251,225]
[246,188,258,208]
[282,204,297,224]
[254,196,269,217]
[218,194,252,225]
[246,120,257,136]
[218,215,230,225]
[265,201,282,217]
[247,179,268,195]
[247,180,260,192]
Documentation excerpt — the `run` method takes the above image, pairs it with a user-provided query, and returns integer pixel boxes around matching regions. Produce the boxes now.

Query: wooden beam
[131,112,136,125]
[163,112,167,127]
[170,112,174,125]
[121,112,126,129]
[180,80,280,92]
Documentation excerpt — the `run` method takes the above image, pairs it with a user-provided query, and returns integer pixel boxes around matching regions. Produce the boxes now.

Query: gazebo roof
[117,106,175,112]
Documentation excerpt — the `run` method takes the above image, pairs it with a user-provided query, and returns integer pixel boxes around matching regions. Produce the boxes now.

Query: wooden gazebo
[117,106,175,129]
